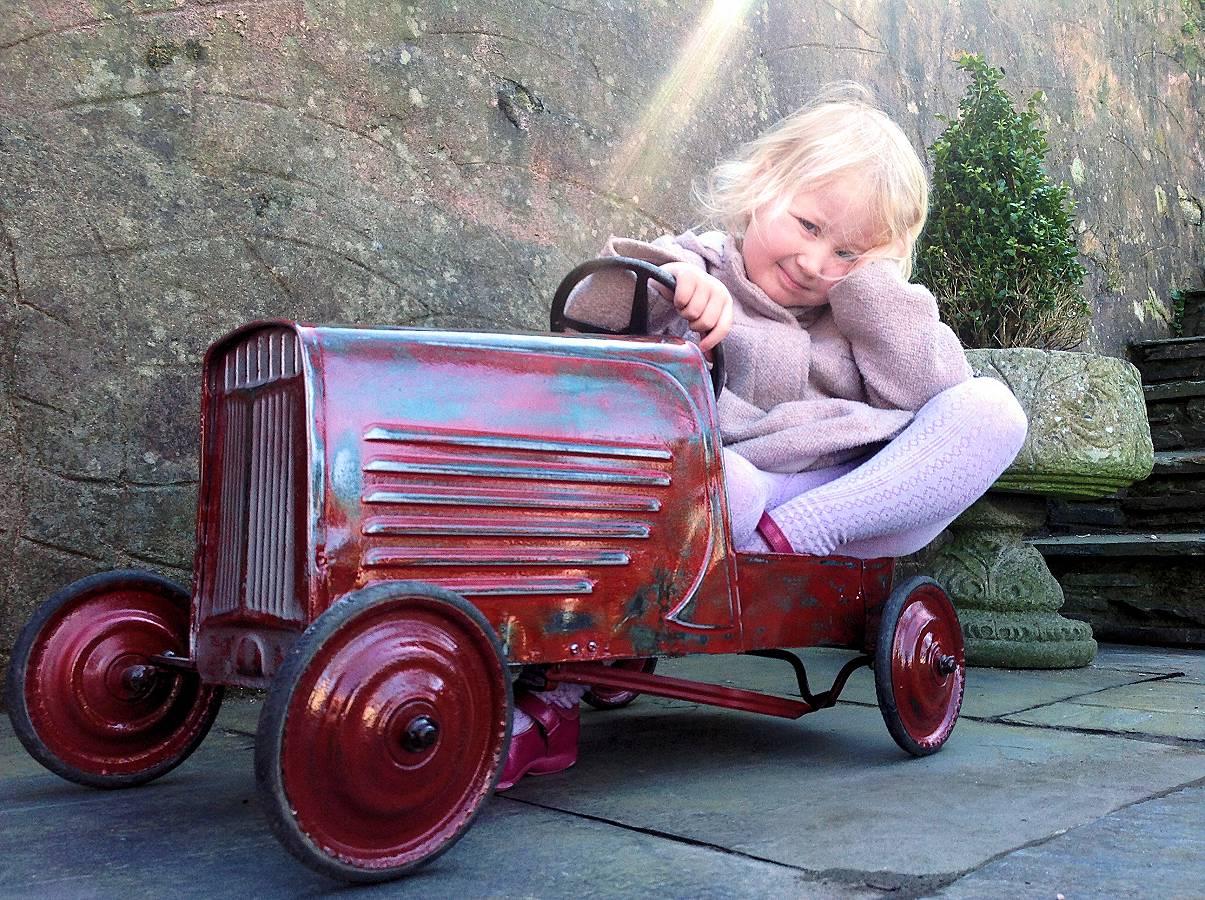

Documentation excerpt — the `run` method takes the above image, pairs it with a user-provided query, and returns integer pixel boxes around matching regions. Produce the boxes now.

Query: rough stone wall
[0,0,1202,674]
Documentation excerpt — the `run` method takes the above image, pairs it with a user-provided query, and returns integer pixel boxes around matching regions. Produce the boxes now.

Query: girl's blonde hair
[699,83,928,277]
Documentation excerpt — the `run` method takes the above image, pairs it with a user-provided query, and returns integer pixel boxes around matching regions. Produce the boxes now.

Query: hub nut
[402,716,439,752]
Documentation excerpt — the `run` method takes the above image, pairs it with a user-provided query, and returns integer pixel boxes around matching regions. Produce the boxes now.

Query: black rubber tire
[4,569,223,789]
[255,581,513,883]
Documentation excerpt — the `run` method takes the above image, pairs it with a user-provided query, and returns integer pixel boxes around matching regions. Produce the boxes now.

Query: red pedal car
[5,259,965,882]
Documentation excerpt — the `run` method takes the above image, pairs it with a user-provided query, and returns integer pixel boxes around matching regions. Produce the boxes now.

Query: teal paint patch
[628,624,662,657]
[621,590,649,624]
[331,439,362,503]
[545,610,596,634]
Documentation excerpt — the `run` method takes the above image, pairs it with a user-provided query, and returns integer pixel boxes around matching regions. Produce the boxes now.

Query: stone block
[1129,335,1205,383]
[1034,537,1205,647]
[1032,533,1205,557]
[1145,379,1205,402]
[1180,289,1205,337]
[1146,395,1205,450]
[1004,701,1205,741]
[967,349,1154,499]
[1120,494,1205,530]
[1047,497,1128,530]
[1048,455,1205,532]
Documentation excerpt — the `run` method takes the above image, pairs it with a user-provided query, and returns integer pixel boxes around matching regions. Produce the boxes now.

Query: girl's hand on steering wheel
[660,262,734,354]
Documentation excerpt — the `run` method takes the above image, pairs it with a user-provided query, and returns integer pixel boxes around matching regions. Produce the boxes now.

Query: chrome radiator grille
[205,328,304,622]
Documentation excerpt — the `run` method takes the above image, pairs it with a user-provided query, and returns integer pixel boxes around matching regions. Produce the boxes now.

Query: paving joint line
[935,773,1205,895]
[963,715,1205,749]
[500,794,962,897]
[828,671,1202,749]
[986,671,1188,718]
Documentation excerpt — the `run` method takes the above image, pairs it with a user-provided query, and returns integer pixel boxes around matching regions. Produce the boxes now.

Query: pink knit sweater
[566,230,973,474]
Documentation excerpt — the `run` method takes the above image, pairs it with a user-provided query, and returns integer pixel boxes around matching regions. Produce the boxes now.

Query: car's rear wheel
[874,576,965,756]
[583,657,658,710]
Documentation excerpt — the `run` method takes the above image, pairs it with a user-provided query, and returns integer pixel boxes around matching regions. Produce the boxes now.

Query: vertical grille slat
[246,396,263,611]
[267,391,290,619]
[263,392,277,617]
[204,328,304,624]
[212,399,247,616]
[282,393,296,618]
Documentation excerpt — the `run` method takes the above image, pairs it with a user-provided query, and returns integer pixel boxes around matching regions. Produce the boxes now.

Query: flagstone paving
[2,644,1202,898]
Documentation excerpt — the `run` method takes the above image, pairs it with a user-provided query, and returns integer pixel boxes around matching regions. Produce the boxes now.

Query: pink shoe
[495,692,580,792]
[756,512,796,553]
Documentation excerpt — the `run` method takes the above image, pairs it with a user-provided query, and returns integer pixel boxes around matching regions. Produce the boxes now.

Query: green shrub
[916,53,1089,350]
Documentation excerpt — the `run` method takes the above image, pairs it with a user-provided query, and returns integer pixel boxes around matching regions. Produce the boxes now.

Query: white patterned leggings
[517,378,1026,737]
[723,377,1029,558]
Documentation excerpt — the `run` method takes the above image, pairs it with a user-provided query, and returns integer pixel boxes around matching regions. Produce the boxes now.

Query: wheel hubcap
[120,663,160,699]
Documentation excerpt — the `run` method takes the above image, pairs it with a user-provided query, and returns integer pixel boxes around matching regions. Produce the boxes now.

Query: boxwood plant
[916,53,1089,350]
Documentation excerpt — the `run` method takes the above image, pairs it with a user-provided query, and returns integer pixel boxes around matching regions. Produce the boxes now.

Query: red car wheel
[874,576,965,757]
[583,657,658,710]
[4,569,223,788]
[255,582,512,883]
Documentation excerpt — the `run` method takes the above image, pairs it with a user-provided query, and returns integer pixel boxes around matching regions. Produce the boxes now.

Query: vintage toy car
[5,259,965,882]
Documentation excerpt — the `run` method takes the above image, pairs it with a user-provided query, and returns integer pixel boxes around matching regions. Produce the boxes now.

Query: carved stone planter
[929,349,1154,668]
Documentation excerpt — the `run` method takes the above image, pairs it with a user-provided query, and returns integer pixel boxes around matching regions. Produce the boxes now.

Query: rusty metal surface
[733,552,892,652]
[193,324,310,686]
[861,557,896,654]
[316,326,737,665]
[189,322,906,693]
[203,326,306,624]
[193,322,744,681]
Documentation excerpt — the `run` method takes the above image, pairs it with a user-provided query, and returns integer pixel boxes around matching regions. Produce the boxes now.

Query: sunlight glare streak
[609,0,754,191]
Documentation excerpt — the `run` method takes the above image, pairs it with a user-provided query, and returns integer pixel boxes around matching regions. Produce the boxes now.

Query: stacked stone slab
[1035,331,1205,647]
[1125,338,1205,529]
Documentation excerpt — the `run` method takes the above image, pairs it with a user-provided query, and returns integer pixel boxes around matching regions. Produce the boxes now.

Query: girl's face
[741,173,882,308]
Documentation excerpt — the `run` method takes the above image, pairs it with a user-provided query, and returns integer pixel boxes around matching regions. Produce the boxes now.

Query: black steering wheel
[549,256,726,398]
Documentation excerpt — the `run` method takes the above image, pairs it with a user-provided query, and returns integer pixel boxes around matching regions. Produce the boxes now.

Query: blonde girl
[497,85,1028,790]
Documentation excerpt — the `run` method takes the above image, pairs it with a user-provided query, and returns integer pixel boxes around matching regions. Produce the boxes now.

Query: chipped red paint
[192,321,746,684]
[734,552,892,652]
[190,322,914,686]
[190,322,906,687]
